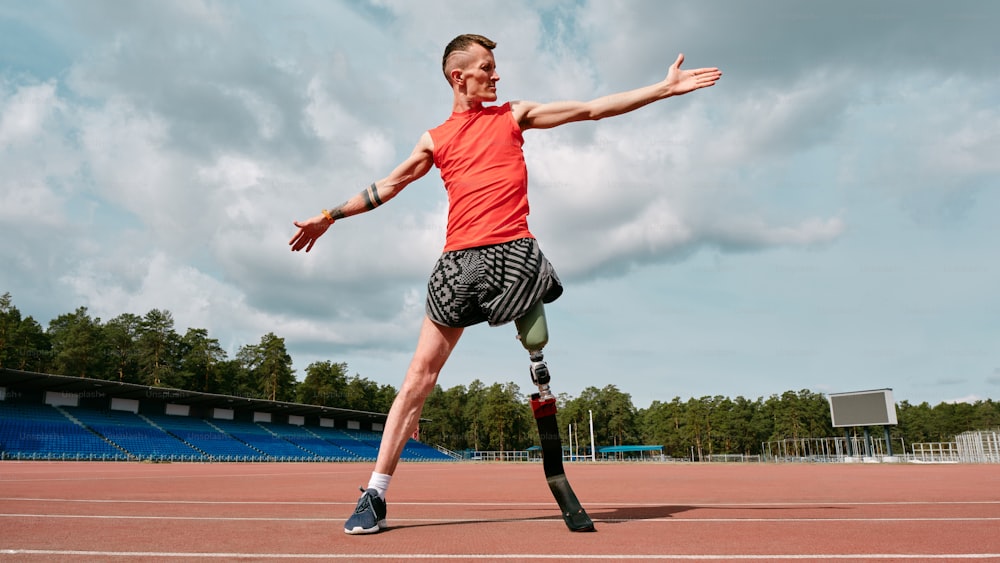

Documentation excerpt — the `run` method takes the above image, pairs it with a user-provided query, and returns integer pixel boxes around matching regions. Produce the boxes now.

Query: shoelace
[354,487,373,514]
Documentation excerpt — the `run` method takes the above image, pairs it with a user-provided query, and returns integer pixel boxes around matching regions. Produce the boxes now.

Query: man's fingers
[289,221,330,252]
[289,228,313,252]
[289,231,322,252]
[691,68,721,87]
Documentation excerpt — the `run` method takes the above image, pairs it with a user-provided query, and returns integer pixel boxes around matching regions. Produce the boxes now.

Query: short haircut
[442,34,497,84]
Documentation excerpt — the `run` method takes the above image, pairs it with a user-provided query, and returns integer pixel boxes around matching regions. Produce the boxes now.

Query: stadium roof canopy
[0,368,389,425]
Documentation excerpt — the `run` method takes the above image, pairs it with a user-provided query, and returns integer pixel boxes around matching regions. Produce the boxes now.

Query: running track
[1,461,999,561]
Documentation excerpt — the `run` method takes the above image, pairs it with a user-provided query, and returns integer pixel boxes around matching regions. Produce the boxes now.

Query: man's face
[458,44,500,102]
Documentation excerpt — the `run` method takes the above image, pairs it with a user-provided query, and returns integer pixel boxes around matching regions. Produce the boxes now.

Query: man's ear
[450,68,464,85]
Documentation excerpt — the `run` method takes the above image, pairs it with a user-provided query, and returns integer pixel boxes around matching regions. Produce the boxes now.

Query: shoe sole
[344,519,387,535]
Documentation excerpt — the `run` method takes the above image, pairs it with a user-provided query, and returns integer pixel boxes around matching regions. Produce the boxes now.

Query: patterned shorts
[426,238,563,328]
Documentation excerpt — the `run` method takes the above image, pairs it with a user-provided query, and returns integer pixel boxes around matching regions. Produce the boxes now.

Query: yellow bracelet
[321,209,335,224]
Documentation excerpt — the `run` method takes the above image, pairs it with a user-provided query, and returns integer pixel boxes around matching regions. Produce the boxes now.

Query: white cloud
[77,99,164,194]
[200,154,265,194]
[0,81,60,146]
[0,80,83,285]
[705,215,845,250]
[304,76,364,142]
[946,395,982,405]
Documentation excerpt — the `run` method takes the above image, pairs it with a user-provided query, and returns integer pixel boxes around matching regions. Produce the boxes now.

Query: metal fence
[762,436,899,462]
[910,442,960,463]
[910,430,999,463]
[954,429,1000,463]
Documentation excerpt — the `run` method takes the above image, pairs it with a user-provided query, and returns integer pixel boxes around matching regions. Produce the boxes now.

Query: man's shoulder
[507,100,541,129]
[417,130,435,152]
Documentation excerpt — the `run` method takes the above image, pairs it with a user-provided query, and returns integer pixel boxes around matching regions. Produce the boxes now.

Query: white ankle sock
[367,472,391,499]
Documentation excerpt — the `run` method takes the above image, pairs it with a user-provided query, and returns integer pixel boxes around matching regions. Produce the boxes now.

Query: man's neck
[452,96,486,114]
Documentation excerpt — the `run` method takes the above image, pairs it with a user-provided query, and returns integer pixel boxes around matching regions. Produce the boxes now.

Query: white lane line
[3,513,1000,523]
[2,497,999,506]
[3,549,1000,560]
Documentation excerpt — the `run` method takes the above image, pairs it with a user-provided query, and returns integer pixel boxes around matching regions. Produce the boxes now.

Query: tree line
[0,292,393,411]
[2,291,998,455]
[422,384,1000,457]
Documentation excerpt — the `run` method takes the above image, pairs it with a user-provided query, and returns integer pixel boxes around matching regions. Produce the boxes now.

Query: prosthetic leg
[516,302,595,532]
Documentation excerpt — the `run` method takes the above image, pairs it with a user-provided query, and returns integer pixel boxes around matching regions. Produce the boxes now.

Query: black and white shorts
[426,238,563,328]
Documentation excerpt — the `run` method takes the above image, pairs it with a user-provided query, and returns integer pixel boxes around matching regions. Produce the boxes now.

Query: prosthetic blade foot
[531,394,596,533]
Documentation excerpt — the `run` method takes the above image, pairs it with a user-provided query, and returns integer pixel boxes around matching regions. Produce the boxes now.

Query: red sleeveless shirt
[429,103,534,252]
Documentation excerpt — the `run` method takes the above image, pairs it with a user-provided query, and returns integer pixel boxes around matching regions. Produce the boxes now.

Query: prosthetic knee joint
[516,301,553,401]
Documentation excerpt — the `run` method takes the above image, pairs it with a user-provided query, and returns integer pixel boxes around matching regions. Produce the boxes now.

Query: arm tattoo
[329,182,383,220]
[362,182,384,210]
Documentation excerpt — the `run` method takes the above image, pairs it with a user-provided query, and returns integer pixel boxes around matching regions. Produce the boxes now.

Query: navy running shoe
[344,487,387,534]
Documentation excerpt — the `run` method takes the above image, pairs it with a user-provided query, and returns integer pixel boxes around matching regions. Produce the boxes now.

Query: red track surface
[1,461,999,561]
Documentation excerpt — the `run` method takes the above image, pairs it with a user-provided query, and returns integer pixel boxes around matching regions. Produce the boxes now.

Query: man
[290,34,721,534]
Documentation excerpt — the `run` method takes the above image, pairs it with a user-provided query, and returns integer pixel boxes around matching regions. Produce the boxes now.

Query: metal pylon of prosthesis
[528,350,554,401]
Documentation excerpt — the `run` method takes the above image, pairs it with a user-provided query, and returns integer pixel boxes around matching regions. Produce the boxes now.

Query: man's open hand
[665,53,722,97]
[288,215,332,253]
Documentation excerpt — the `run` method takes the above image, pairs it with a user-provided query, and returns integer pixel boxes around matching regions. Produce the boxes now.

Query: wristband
[321,209,335,224]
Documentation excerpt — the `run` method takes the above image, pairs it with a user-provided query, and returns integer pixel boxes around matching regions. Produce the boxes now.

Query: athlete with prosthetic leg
[289,34,721,534]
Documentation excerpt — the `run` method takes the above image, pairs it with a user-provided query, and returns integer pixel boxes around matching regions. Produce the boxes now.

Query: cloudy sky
[1,0,997,408]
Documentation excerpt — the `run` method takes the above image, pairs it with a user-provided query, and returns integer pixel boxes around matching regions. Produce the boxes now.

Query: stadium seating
[402,438,456,461]
[1,400,455,463]
[64,407,205,461]
[258,422,359,461]
[144,413,266,461]
[209,419,317,461]
[0,403,125,460]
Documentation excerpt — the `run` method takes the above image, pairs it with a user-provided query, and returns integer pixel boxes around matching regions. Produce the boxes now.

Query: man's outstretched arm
[512,53,720,131]
[289,132,435,252]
